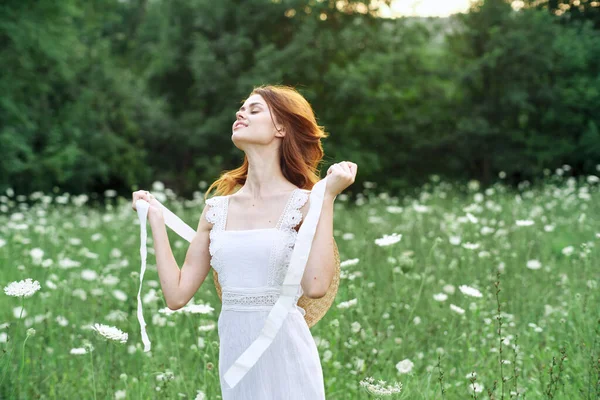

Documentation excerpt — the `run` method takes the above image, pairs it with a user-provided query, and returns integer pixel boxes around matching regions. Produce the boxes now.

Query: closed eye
[236,111,258,117]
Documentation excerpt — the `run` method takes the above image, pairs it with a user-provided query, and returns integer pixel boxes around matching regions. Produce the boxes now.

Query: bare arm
[172,206,213,309]
[299,193,337,299]
[149,205,212,310]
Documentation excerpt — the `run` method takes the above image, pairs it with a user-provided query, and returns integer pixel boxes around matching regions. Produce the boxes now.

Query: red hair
[205,84,329,199]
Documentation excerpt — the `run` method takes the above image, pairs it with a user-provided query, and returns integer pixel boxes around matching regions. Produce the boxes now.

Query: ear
[275,125,286,138]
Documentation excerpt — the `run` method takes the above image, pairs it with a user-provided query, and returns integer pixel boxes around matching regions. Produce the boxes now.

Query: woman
[132,84,357,399]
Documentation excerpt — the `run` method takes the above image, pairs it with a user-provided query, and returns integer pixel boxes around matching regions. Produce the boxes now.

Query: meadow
[1,167,599,399]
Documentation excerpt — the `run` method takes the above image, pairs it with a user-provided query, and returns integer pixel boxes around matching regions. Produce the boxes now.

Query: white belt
[220,286,305,314]
[135,176,330,389]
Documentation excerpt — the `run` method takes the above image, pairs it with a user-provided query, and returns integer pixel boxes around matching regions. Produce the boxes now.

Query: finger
[339,162,351,174]
[337,163,352,177]
[344,162,357,176]
[136,194,150,203]
[132,191,150,210]
[346,163,356,177]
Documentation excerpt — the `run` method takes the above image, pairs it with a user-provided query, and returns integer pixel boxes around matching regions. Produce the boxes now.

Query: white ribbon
[135,199,196,352]
[135,176,331,388]
[134,200,152,352]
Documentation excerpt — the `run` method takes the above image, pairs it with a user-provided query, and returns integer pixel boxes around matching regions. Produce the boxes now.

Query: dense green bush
[1,0,599,198]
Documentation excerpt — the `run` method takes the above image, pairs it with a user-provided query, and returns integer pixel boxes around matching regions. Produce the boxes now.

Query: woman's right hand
[132,190,164,221]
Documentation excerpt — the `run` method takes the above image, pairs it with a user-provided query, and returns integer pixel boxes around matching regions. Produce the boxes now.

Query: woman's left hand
[325,161,358,198]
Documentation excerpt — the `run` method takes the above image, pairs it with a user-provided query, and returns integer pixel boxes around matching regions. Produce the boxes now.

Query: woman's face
[232,94,285,148]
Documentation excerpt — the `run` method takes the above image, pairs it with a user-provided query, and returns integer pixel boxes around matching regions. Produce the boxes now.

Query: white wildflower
[112,290,127,302]
[469,382,484,393]
[158,303,214,315]
[395,359,414,374]
[91,323,128,343]
[374,233,402,247]
[337,298,358,309]
[81,269,98,281]
[450,304,465,314]
[30,248,44,263]
[413,204,430,213]
[194,390,206,400]
[4,278,41,297]
[360,376,403,396]
[340,258,360,268]
[385,206,403,214]
[105,310,128,322]
[156,370,175,382]
[70,347,88,355]
[587,175,599,184]
[198,322,216,332]
[516,220,534,226]
[433,293,448,302]
[152,181,165,192]
[449,236,461,245]
[443,284,455,294]
[466,213,478,224]
[459,285,482,298]
[561,246,574,256]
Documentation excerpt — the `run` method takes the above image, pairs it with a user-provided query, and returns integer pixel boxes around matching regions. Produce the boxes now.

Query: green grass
[1,172,599,399]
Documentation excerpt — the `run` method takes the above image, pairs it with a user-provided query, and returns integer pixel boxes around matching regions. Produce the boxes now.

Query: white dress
[205,188,327,400]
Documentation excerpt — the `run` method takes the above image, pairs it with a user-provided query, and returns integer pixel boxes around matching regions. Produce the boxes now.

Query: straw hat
[212,238,341,328]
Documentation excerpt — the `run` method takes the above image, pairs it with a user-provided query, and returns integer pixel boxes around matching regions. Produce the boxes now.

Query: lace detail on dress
[205,196,227,275]
[206,196,228,230]
[205,197,224,227]
[221,286,302,311]
[268,189,310,286]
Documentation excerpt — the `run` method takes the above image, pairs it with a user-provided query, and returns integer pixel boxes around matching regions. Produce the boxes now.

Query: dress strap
[276,189,310,232]
[205,196,227,232]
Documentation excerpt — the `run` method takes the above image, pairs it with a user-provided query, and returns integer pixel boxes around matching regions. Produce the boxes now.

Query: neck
[238,160,295,200]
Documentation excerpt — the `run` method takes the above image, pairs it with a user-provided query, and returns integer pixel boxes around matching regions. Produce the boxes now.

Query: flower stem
[90,348,97,400]
[13,334,31,398]
[0,296,25,388]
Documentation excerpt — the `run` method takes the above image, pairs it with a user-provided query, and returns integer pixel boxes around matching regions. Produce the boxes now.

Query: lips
[233,121,248,129]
